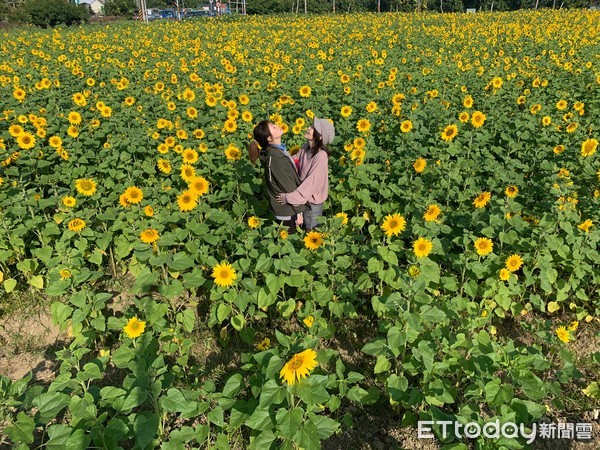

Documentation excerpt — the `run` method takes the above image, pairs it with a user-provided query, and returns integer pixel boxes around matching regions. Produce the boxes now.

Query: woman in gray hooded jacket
[248,121,309,232]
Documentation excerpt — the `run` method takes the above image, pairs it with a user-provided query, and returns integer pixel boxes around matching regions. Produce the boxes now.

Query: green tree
[105,0,136,16]
[20,0,90,27]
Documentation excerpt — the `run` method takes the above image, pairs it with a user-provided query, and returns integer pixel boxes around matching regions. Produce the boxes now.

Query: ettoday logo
[418,420,593,443]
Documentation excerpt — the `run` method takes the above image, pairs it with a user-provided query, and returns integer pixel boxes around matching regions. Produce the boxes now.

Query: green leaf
[259,380,286,408]
[160,388,190,413]
[276,407,303,439]
[294,377,330,405]
[582,381,600,399]
[222,373,244,398]
[374,355,391,374]
[131,267,160,294]
[169,252,194,271]
[122,387,148,413]
[45,424,71,450]
[33,392,70,424]
[208,406,225,427]
[293,420,321,450]
[3,278,17,293]
[231,314,245,331]
[257,287,276,309]
[4,412,35,444]
[308,412,340,439]
[248,430,276,450]
[245,408,274,431]
[28,275,44,289]
[134,412,159,449]
[50,302,73,328]
[179,308,195,333]
[66,428,92,450]
[182,269,206,288]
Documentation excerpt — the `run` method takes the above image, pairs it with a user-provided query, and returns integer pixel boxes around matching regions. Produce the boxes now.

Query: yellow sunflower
[381,213,406,237]
[225,145,242,161]
[413,157,426,173]
[356,119,371,133]
[182,148,199,164]
[335,212,348,225]
[474,238,493,256]
[8,125,24,137]
[470,111,486,128]
[59,269,72,280]
[257,338,271,351]
[75,178,97,196]
[423,204,441,222]
[505,186,518,198]
[188,176,210,196]
[140,229,159,244]
[67,111,82,125]
[62,196,76,208]
[340,106,352,118]
[499,268,511,281]
[212,262,237,287]
[400,120,413,133]
[144,205,154,217]
[17,133,36,150]
[505,254,523,272]
[473,192,491,208]
[180,164,196,182]
[247,216,260,229]
[555,326,571,343]
[413,237,433,258]
[304,231,324,250]
[441,124,458,141]
[177,190,198,212]
[581,138,598,157]
[124,186,143,204]
[299,85,312,98]
[157,158,172,174]
[279,349,318,385]
[123,317,146,339]
[578,219,593,233]
[68,218,86,232]
[48,136,62,148]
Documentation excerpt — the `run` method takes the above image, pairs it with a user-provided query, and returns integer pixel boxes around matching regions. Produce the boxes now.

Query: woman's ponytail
[248,139,260,165]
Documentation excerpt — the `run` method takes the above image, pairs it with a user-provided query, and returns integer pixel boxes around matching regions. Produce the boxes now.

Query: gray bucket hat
[313,117,335,146]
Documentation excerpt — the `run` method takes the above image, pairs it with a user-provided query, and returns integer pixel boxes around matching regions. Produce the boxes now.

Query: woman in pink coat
[275,117,334,230]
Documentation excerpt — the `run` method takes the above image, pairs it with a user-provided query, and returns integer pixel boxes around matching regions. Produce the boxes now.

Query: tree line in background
[0,0,596,28]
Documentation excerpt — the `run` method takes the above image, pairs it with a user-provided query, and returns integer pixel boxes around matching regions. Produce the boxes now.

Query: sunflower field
[0,9,599,450]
